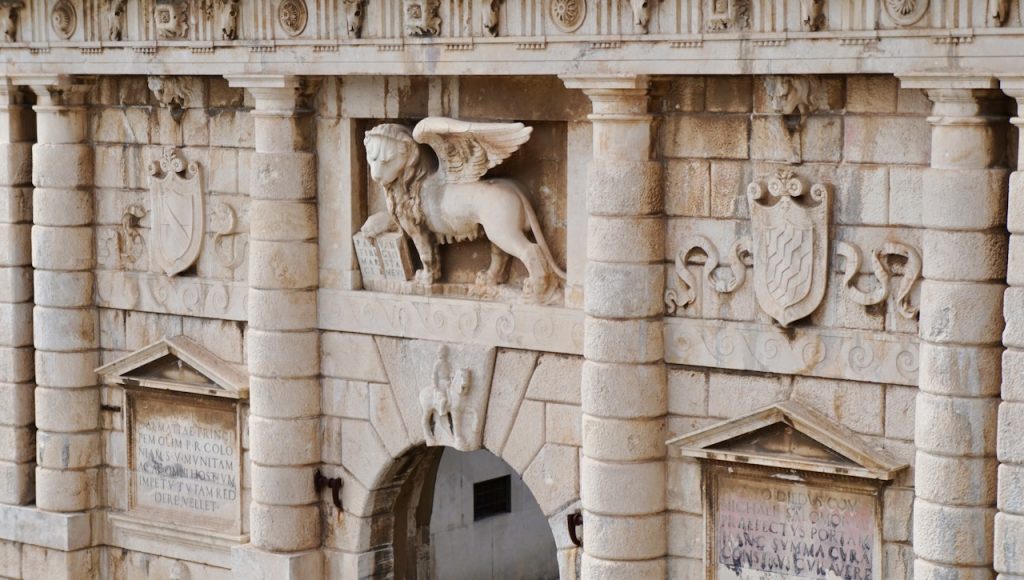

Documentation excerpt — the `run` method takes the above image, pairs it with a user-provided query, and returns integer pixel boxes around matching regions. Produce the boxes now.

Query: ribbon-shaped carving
[836,241,921,319]
[666,235,752,314]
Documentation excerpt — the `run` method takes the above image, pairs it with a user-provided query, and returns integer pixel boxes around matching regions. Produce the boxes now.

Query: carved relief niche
[354,117,568,305]
[96,336,249,543]
[669,401,907,580]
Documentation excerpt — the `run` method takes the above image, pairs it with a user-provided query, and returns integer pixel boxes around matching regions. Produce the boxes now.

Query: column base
[232,544,323,580]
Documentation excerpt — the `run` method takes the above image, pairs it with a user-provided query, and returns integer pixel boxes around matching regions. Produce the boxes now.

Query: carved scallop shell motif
[51,0,77,40]
[884,0,928,26]
[278,0,309,36]
[550,0,586,32]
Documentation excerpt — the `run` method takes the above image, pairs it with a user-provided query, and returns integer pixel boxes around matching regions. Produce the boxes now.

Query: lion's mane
[364,124,433,227]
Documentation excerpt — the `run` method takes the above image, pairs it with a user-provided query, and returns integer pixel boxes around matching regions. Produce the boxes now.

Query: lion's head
[364,123,433,225]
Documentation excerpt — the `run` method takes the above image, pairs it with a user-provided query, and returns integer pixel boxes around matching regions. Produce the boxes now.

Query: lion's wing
[413,117,532,184]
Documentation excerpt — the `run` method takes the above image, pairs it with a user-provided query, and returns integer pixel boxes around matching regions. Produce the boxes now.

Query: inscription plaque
[709,467,880,580]
[128,391,242,532]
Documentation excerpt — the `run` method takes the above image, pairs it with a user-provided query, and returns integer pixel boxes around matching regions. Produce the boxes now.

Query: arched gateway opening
[369,445,561,579]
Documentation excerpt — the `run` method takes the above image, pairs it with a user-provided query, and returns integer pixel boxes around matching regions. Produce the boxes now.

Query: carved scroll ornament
[836,241,921,319]
[665,235,752,314]
[747,170,830,327]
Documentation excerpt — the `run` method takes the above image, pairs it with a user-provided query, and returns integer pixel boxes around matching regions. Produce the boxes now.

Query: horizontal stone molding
[318,289,584,355]
[96,270,247,321]
[107,513,249,569]
[3,38,1024,77]
[664,318,919,386]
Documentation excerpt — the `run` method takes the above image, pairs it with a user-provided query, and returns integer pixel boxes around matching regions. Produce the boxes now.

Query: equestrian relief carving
[420,345,474,450]
[357,117,566,304]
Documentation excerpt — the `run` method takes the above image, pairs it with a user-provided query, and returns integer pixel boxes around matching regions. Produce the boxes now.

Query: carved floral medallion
[884,0,928,26]
[747,170,830,327]
[51,0,77,40]
[550,0,585,32]
[278,0,308,36]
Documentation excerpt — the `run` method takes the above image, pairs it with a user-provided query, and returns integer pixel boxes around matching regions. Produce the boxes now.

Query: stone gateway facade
[0,1,1022,580]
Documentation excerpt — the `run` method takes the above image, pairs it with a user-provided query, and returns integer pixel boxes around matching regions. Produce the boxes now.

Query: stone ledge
[232,545,323,580]
[95,270,247,322]
[108,513,248,569]
[0,504,93,551]
[319,289,584,355]
[665,317,919,386]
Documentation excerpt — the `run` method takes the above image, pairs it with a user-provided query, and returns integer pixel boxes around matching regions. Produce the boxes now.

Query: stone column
[227,75,322,579]
[16,75,100,514]
[901,75,1008,580]
[562,75,667,578]
[0,79,34,506]
[996,78,1024,580]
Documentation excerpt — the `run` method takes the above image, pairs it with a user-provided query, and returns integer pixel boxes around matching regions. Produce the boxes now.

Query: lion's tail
[516,189,567,280]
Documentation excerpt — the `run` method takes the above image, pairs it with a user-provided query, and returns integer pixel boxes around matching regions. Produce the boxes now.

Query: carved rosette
[550,0,585,32]
[747,170,830,327]
[51,0,77,40]
[883,0,928,26]
[278,0,308,37]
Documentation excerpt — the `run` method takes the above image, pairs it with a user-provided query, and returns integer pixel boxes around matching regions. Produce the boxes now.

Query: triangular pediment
[667,400,906,480]
[96,336,248,399]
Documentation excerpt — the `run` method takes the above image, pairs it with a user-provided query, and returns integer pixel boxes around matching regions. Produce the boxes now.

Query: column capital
[226,75,307,114]
[10,75,94,103]
[561,75,650,119]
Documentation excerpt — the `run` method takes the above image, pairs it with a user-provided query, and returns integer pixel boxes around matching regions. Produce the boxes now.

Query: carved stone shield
[747,170,830,327]
[150,148,203,277]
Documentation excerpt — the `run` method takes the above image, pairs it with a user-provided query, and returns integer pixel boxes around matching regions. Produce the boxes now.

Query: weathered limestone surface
[0,2,1022,575]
